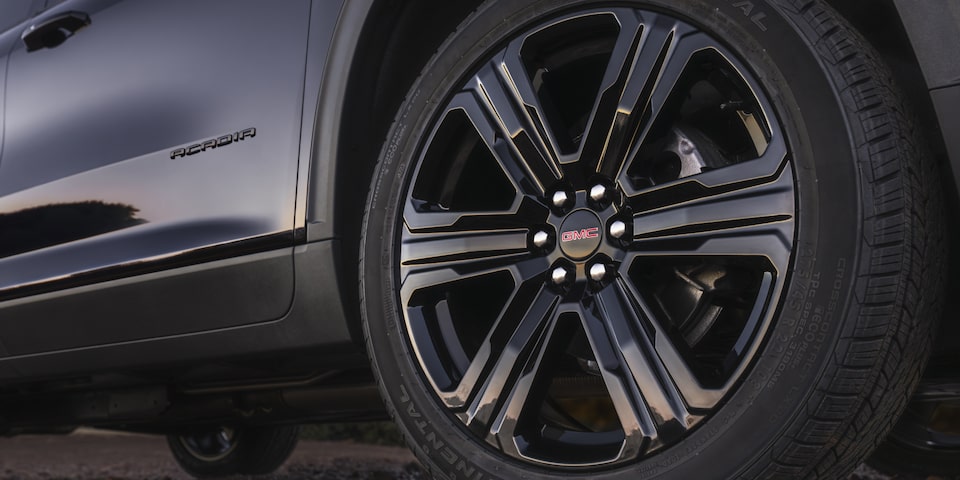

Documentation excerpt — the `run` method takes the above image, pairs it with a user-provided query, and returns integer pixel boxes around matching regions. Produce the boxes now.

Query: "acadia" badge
[170,127,256,159]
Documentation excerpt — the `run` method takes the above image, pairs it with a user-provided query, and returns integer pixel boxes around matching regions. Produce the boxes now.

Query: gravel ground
[0,429,947,480]
[0,430,423,480]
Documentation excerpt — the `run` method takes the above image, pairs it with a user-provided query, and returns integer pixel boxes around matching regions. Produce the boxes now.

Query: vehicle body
[0,0,957,478]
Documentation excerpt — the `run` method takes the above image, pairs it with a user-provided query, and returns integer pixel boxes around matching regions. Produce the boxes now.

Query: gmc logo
[561,227,599,242]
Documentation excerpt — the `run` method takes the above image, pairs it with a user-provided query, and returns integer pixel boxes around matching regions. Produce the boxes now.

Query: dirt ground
[0,429,423,480]
[0,429,942,480]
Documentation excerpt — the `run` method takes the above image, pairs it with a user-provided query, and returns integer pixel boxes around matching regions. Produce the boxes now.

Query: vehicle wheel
[166,424,300,478]
[360,0,943,478]
[868,374,960,476]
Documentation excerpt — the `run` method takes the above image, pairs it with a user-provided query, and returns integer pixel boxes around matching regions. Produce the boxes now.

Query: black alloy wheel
[166,424,300,478]
[395,8,792,467]
[361,0,943,478]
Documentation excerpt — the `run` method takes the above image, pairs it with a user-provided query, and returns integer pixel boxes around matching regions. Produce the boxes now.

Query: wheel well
[329,0,960,355]
[332,0,484,337]
[826,0,960,355]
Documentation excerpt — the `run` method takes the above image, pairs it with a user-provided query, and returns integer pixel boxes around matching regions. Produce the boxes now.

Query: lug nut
[551,267,571,285]
[589,263,608,282]
[552,191,570,208]
[532,230,550,248]
[609,220,627,239]
[589,184,607,203]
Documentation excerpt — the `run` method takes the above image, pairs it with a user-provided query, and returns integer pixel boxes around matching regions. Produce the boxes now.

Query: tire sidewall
[167,425,300,477]
[362,0,867,478]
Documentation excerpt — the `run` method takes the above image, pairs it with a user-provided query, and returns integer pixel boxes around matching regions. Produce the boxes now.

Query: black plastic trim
[892,0,960,90]
[0,240,360,382]
[306,0,373,241]
[0,232,293,303]
[294,0,344,243]
[931,86,960,201]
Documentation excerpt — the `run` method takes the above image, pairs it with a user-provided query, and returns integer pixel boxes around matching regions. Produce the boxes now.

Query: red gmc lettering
[561,227,599,242]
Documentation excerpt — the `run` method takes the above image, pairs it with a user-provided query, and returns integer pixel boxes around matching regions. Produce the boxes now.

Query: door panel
[0,0,45,362]
[0,1,37,34]
[0,0,311,354]
[0,0,41,174]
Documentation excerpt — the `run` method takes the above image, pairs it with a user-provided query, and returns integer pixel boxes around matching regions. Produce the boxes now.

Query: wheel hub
[179,427,238,461]
[557,209,603,259]
[543,186,627,288]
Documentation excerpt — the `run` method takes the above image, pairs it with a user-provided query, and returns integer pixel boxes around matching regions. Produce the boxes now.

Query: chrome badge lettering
[170,127,256,159]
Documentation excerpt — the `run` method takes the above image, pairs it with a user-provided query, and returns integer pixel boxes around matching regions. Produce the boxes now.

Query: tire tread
[743,1,945,478]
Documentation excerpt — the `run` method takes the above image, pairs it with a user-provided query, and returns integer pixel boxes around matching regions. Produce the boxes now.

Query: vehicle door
[0,0,42,168]
[0,0,311,355]
[0,0,43,373]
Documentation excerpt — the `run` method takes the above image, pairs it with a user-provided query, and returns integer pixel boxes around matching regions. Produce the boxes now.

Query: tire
[360,0,943,478]
[868,374,960,476]
[166,424,300,478]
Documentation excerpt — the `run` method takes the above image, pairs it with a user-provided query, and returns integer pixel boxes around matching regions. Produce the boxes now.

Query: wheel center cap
[558,209,602,260]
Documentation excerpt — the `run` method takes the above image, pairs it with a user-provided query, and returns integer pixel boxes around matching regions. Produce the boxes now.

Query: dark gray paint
[891,0,960,198]
[0,1,36,35]
[0,0,311,354]
[0,1,39,179]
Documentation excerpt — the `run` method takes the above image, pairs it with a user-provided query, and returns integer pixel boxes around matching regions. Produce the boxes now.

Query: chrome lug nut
[532,230,550,248]
[609,220,627,239]
[589,263,608,282]
[589,184,607,203]
[551,267,571,285]
[552,191,570,208]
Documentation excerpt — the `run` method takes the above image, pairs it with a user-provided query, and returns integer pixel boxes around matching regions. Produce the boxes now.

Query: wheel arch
[305,0,960,352]
[306,0,485,342]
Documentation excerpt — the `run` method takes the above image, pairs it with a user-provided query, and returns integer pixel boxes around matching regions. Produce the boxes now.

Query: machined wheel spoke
[466,59,563,196]
[401,203,547,281]
[498,39,567,175]
[400,223,531,276]
[577,9,643,172]
[630,161,794,263]
[488,307,562,456]
[588,281,701,442]
[629,232,793,274]
[574,300,656,459]
[399,255,551,308]
[432,277,554,409]
[581,11,712,179]
[402,198,537,231]
[612,276,730,410]
[453,284,560,433]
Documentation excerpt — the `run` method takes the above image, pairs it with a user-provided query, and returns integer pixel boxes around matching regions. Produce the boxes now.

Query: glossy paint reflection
[0,0,309,296]
[0,201,146,260]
